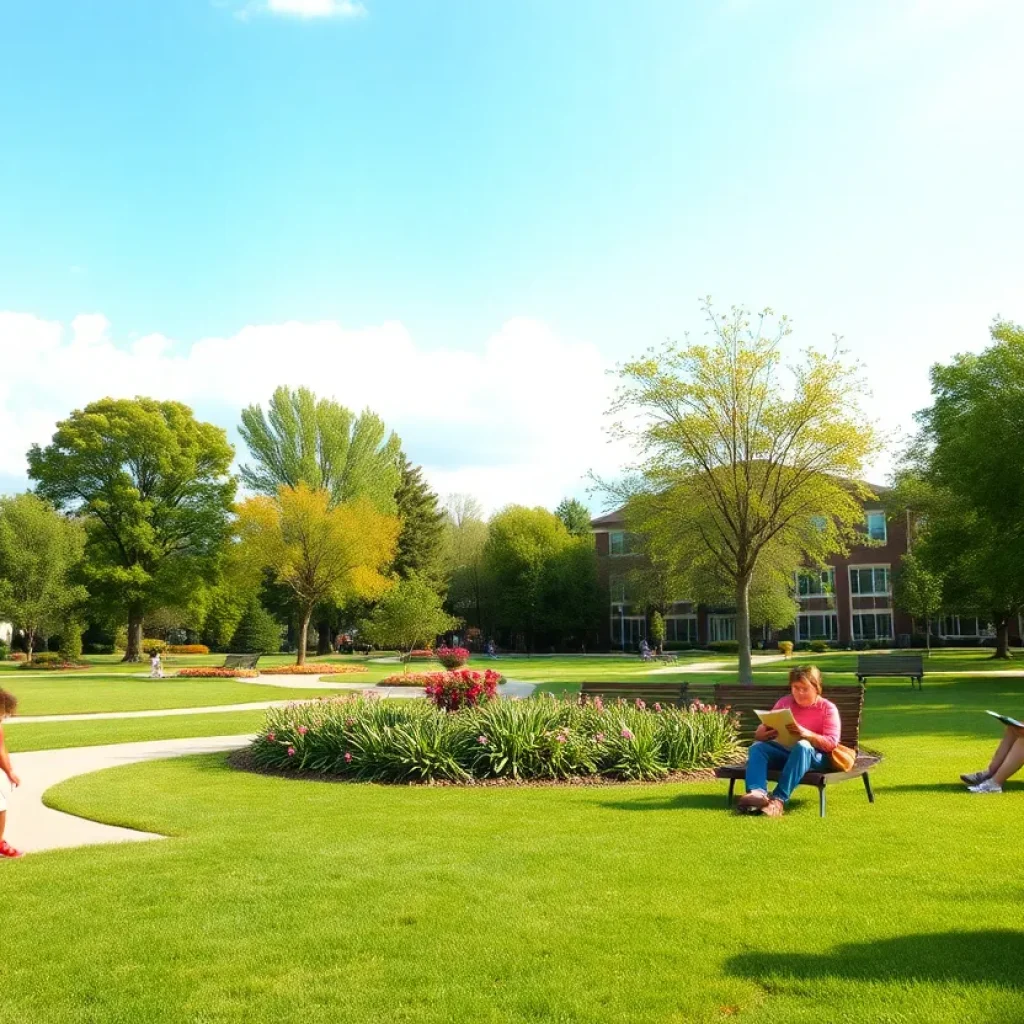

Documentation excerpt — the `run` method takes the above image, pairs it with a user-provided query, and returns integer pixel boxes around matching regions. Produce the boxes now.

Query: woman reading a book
[737,664,841,817]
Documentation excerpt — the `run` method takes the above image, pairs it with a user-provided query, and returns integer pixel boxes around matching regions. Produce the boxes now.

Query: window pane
[867,512,887,542]
[609,531,624,555]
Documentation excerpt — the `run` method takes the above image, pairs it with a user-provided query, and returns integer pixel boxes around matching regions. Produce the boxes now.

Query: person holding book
[736,664,841,817]
[961,719,1024,794]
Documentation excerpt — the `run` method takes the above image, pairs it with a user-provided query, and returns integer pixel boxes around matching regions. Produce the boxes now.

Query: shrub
[177,666,259,678]
[777,640,794,658]
[809,640,830,653]
[423,670,502,711]
[247,692,740,783]
[19,650,89,671]
[261,664,366,676]
[84,643,116,655]
[381,670,506,687]
[707,640,740,653]
[166,644,211,655]
[10,652,26,662]
[114,625,128,652]
[31,651,62,665]
[59,621,84,664]
[434,646,470,669]
[404,649,436,662]
[142,638,167,656]
[231,599,285,655]
[0,642,8,661]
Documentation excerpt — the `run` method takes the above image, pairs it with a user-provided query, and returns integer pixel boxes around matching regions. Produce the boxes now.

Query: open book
[987,710,1024,729]
[755,707,799,748]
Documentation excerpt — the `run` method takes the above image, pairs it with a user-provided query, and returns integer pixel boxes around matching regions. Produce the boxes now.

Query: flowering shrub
[435,646,470,669]
[177,666,260,678]
[403,649,436,662]
[10,652,26,662]
[423,669,501,711]
[142,639,167,656]
[260,664,366,676]
[247,691,740,783]
[166,644,211,655]
[777,641,794,658]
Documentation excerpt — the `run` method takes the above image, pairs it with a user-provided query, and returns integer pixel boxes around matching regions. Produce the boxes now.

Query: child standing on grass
[150,651,164,679]
[0,689,22,859]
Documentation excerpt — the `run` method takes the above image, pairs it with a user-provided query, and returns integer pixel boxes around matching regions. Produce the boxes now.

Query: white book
[755,707,798,748]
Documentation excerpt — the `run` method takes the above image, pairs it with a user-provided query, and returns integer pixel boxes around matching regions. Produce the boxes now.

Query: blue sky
[1,0,1022,510]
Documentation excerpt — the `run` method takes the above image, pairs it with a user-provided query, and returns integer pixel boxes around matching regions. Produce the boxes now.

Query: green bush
[707,640,740,653]
[231,599,284,655]
[248,693,741,783]
[809,640,830,653]
[777,640,794,657]
[143,638,167,656]
[648,611,666,649]
[0,641,9,661]
[59,621,84,663]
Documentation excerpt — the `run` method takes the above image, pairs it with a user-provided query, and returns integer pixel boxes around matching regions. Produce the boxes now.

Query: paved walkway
[5,735,253,854]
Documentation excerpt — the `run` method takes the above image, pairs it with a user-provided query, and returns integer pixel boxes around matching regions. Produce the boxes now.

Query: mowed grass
[1,676,1022,1022]
[0,651,387,675]
[4,709,266,752]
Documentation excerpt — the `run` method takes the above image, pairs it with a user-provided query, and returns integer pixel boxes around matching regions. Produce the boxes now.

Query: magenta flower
[287,747,296,757]
[621,728,634,740]
[297,725,308,735]
[555,734,567,744]
[653,702,662,712]
[477,735,488,745]
[266,732,276,742]
[344,752,353,763]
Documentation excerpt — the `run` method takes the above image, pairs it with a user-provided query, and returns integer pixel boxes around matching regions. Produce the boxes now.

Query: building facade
[592,495,1001,650]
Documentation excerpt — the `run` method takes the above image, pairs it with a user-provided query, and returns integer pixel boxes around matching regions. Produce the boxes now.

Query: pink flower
[653,702,662,712]
[266,732,276,742]
[593,696,604,711]
[297,725,308,735]
[477,735,488,745]
[344,752,352,763]
[555,734,567,744]
[595,732,605,743]
[621,728,634,740]
[635,699,646,710]
[287,747,296,757]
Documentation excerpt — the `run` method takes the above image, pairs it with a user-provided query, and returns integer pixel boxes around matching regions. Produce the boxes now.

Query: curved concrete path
[5,735,253,854]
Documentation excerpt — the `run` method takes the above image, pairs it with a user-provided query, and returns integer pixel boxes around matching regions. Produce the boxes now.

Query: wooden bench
[713,684,880,817]
[223,654,261,671]
[856,653,924,689]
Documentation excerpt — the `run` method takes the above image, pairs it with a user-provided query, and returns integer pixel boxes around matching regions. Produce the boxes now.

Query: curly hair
[0,688,17,719]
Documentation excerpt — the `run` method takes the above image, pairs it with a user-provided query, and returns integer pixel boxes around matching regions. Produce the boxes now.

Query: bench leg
[727,777,736,808]
[863,772,875,804]
[819,785,826,818]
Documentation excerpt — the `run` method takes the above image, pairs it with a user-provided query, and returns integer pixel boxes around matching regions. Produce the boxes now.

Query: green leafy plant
[777,640,794,657]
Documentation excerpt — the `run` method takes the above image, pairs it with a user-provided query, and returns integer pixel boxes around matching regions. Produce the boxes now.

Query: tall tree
[360,575,457,669]
[606,300,877,683]
[555,497,592,537]
[539,535,602,650]
[235,484,399,664]
[891,319,1024,658]
[0,494,87,661]
[441,494,490,630]
[392,453,446,589]
[239,386,401,513]
[28,398,235,661]
[893,551,943,656]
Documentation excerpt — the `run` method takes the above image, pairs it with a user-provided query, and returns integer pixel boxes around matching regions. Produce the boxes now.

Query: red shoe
[0,840,23,859]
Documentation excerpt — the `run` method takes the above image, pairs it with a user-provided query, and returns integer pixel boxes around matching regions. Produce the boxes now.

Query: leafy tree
[0,493,87,662]
[890,320,1024,658]
[605,300,877,683]
[648,610,666,651]
[392,453,446,589]
[359,575,457,669]
[441,494,490,630]
[59,617,84,663]
[555,497,592,537]
[239,386,401,513]
[28,398,235,662]
[893,551,943,655]
[539,536,602,650]
[231,597,285,654]
[235,484,399,664]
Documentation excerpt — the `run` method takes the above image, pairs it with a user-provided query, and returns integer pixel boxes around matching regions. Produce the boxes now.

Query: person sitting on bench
[639,639,653,661]
[736,665,842,818]
[961,723,1024,794]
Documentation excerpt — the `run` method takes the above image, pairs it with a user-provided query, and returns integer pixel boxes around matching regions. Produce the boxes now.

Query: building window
[611,615,646,647]
[797,568,834,598]
[849,566,890,596]
[797,614,838,640]
[664,615,697,643]
[852,611,893,641]
[936,616,991,638]
[709,614,736,643]
[608,531,638,556]
[866,511,887,543]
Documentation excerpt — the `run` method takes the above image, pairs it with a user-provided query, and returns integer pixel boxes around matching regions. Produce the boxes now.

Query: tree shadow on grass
[726,931,1024,991]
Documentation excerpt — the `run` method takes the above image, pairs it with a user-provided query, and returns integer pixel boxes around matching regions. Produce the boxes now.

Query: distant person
[486,640,497,660]
[961,722,1024,793]
[639,638,653,661]
[736,665,841,818]
[149,651,164,679]
[0,688,22,858]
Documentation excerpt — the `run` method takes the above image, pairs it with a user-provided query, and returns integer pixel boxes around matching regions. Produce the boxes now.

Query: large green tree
[392,453,446,589]
[606,300,877,683]
[890,319,1024,658]
[441,494,490,631]
[893,551,943,655]
[28,398,235,662]
[0,493,87,661]
[555,497,592,538]
[359,574,457,669]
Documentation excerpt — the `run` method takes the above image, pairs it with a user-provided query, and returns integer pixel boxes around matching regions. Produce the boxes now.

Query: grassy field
[0,673,1021,1022]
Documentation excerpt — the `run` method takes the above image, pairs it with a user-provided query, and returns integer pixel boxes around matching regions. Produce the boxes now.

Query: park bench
[655,651,678,664]
[856,653,924,689]
[223,654,261,671]
[713,683,880,817]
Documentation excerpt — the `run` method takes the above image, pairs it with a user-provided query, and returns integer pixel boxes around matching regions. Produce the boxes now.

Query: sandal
[761,798,785,818]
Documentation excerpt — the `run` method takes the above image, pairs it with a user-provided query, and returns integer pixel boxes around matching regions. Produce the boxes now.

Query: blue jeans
[745,740,828,803]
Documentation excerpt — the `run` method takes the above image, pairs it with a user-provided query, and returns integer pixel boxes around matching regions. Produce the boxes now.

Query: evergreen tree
[231,598,285,654]
[392,453,446,590]
[555,497,592,537]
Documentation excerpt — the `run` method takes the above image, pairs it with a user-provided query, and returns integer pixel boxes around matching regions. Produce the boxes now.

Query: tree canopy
[606,300,877,682]
[359,574,457,664]
[441,494,490,631]
[555,497,592,537]
[392,453,446,589]
[28,397,235,661]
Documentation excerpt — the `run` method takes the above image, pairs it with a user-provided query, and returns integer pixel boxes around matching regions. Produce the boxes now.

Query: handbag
[830,744,857,772]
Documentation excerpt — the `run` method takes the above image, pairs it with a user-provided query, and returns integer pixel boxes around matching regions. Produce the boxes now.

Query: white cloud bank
[265,0,365,18]
[0,312,624,514]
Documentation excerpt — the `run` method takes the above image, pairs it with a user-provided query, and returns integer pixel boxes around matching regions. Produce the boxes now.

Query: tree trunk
[736,575,753,685]
[123,606,145,663]
[994,615,1011,660]
[316,619,332,656]
[25,628,35,664]
[297,608,312,666]
[925,618,931,658]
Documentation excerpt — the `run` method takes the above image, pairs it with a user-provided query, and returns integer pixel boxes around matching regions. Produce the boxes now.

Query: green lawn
[0,674,1021,1022]
[1,674,339,717]
[0,651,388,674]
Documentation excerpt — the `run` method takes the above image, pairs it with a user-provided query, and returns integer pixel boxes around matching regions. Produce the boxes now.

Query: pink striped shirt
[771,694,842,752]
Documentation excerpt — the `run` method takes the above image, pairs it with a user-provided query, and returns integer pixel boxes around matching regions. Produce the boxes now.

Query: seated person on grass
[736,665,841,818]
[961,723,1024,794]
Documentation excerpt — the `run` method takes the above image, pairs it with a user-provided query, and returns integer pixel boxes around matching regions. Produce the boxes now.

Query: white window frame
[851,610,894,641]
[796,613,838,641]
[708,614,736,643]
[611,614,647,647]
[796,568,835,600]
[849,564,891,597]
[608,531,638,557]
[865,511,887,543]
[664,614,698,643]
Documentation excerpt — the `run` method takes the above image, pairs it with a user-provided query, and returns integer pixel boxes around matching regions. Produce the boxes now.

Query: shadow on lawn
[726,931,1024,991]
[596,791,726,812]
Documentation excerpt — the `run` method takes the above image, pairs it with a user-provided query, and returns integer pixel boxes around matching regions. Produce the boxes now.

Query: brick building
[591,491,999,650]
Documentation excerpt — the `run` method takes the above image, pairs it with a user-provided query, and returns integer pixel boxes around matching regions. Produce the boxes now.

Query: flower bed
[260,664,367,676]
[247,692,740,783]
[434,646,470,669]
[380,669,504,689]
[403,649,436,662]
[177,667,260,678]
[166,644,211,655]
[18,660,90,671]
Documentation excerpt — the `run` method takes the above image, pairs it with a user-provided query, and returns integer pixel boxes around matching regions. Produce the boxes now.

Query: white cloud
[264,0,365,18]
[0,311,623,514]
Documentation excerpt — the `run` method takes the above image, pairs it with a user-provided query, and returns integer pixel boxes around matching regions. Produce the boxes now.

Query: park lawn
[4,709,266,752]
[0,677,1021,1022]
[0,651,389,675]
[2,674,340,717]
